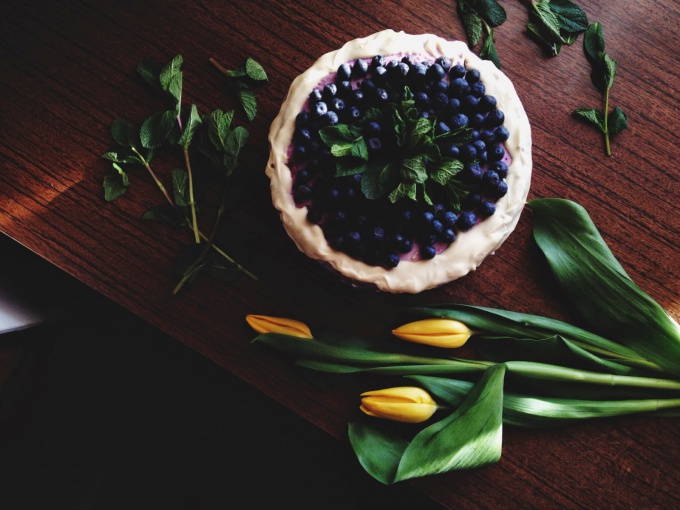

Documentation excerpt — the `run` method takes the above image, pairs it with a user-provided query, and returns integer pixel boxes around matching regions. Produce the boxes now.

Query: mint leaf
[608,107,628,136]
[533,0,562,39]
[159,54,183,105]
[480,30,502,69]
[245,57,268,81]
[478,0,507,27]
[223,125,249,175]
[140,110,176,148]
[550,0,589,34]
[111,119,136,147]
[178,104,202,148]
[361,162,396,199]
[207,109,235,151]
[583,22,605,64]
[388,181,417,203]
[103,163,130,201]
[233,81,258,121]
[429,158,464,186]
[573,108,605,131]
[460,7,483,47]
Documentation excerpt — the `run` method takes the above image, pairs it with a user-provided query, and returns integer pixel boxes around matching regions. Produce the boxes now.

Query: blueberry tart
[267,30,532,293]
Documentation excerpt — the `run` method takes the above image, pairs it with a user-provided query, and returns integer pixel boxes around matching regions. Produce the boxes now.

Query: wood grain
[1,0,679,507]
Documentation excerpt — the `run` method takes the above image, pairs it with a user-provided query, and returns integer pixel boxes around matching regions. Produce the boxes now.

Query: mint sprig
[210,57,268,121]
[319,88,468,211]
[100,54,260,293]
[525,0,589,56]
[572,23,628,156]
[456,0,506,69]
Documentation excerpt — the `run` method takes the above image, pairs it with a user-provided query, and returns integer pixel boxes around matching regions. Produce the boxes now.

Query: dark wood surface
[1,0,678,507]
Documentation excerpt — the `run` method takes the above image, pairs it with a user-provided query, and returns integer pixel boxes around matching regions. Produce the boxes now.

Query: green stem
[132,147,173,206]
[603,85,611,156]
[183,146,201,244]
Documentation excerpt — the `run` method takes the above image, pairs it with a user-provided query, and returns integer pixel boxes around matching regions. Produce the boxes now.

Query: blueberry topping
[289,54,511,268]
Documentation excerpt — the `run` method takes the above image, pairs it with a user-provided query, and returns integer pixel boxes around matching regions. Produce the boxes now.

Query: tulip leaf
[471,335,644,376]
[529,198,680,377]
[348,364,506,484]
[409,376,680,428]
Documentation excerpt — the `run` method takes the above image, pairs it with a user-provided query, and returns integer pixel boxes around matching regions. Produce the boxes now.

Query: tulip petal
[246,314,312,338]
[392,319,471,348]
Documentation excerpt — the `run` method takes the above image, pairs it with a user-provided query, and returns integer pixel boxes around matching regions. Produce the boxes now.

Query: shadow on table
[0,235,443,509]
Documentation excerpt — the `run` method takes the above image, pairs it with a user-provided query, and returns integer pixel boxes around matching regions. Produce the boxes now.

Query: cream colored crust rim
[267,29,532,293]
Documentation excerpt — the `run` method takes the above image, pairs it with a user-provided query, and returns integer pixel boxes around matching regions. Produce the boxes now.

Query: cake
[267,30,532,293]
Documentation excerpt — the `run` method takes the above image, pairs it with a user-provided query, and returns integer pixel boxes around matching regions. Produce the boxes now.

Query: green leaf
[526,22,563,57]
[572,108,605,131]
[361,162,396,199]
[480,31,502,69]
[159,54,183,105]
[178,104,202,147]
[590,52,616,93]
[136,57,163,90]
[142,203,186,228]
[110,119,136,147]
[171,168,189,207]
[608,107,628,136]
[103,163,130,201]
[245,57,268,81]
[223,125,249,175]
[207,109,235,151]
[336,158,368,177]
[529,198,680,377]
[238,84,258,121]
[394,364,505,481]
[400,156,428,184]
[429,158,463,186]
[533,0,562,39]
[388,181,417,203]
[478,0,507,28]
[460,8,483,47]
[348,422,408,485]
[549,0,589,34]
[583,22,606,64]
[140,110,176,149]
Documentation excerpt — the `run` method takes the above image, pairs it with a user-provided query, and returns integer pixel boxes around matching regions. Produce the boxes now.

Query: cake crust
[267,30,532,293]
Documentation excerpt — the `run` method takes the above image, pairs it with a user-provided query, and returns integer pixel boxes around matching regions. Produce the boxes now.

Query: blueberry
[464,193,482,209]
[337,80,353,96]
[479,94,497,112]
[449,77,469,96]
[431,80,448,93]
[420,245,437,259]
[480,129,496,144]
[328,187,341,201]
[421,211,435,226]
[470,81,486,97]
[372,226,386,244]
[433,203,446,218]
[295,168,311,183]
[364,121,381,137]
[462,163,483,185]
[462,94,480,111]
[489,161,508,178]
[360,78,377,95]
[294,126,312,144]
[373,66,388,84]
[432,91,450,110]
[331,97,346,113]
[443,211,458,228]
[352,59,369,78]
[384,252,400,268]
[432,219,444,234]
[426,63,446,81]
[410,63,428,83]
[324,111,339,125]
[331,209,347,224]
[456,211,478,231]
[337,62,352,81]
[414,91,430,107]
[351,89,365,105]
[307,206,323,224]
[292,144,307,162]
[295,111,311,127]
[435,121,451,135]
[294,184,312,201]
[449,64,466,79]
[374,88,389,103]
[477,201,496,218]
[395,62,410,79]
[309,88,323,103]
[448,97,461,113]
[482,170,500,192]
[494,126,510,143]
[486,109,505,127]
[394,235,413,253]
[465,69,481,84]
[441,228,456,244]
[488,144,505,162]
[345,230,361,244]
[322,83,337,101]
[473,139,486,154]
[367,137,382,153]
[449,113,469,130]
[344,106,361,122]
[471,112,486,128]
[459,143,478,163]
[443,144,460,158]
[493,180,508,198]
[435,56,452,72]
[371,55,386,68]
[314,101,328,117]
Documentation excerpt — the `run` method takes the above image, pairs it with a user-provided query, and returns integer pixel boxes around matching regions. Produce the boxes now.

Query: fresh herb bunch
[101,54,267,293]
[252,199,680,483]
[525,0,589,56]
[318,87,469,211]
[455,0,507,69]
[572,23,628,156]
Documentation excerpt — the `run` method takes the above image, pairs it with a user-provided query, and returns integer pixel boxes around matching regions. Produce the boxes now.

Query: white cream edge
[267,29,532,294]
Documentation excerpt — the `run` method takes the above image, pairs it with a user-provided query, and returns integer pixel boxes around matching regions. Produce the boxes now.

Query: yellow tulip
[246,314,313,339]
[360,386,438,423]
[392,318,472,348]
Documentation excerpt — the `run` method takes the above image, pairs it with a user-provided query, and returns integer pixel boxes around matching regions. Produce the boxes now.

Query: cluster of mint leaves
[455,0,507,69]
[101,54,267,293]
[318,88,469,212]
[455,1,627,155]
[572,23,628,156]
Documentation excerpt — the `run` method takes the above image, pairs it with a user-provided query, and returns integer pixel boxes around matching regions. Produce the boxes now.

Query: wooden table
[1,0,678,507]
